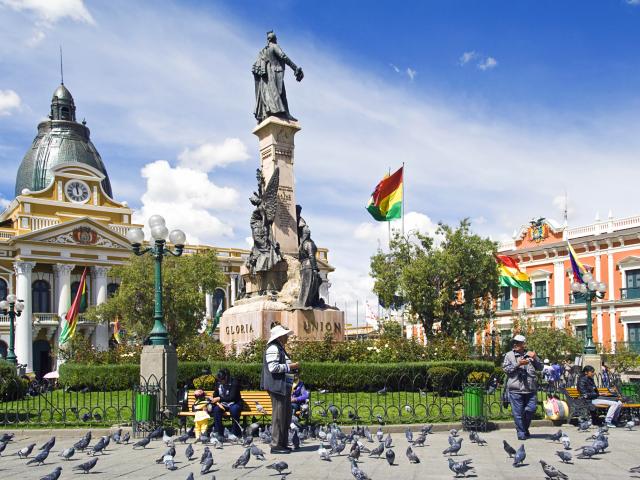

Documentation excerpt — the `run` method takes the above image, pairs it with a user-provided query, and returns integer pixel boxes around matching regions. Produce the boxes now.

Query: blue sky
[1,0,639,316]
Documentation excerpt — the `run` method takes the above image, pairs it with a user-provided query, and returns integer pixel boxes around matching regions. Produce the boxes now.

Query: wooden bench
[178,390,273,419]
[562,387,640,422]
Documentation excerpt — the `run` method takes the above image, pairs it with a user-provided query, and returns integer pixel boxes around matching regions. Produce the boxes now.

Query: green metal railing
[621,287,640,300]
[498,299,512,311]
[531,296,549,308]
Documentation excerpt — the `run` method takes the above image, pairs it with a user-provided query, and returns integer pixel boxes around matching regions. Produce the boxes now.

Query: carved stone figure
[246,167,283,274]
[297,224,323,308]
[252,31,304,123]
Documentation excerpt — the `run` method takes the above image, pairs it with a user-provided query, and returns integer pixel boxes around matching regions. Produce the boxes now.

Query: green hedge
[0,360,28,400]
[59,360,494,392]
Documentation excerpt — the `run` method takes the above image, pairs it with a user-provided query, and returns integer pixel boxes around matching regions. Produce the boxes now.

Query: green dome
[14,84,113,198]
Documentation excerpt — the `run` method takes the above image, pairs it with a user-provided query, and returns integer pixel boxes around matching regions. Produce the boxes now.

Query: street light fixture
[0,293,25,365]
[125,216,186,346]
[571,271,606,355]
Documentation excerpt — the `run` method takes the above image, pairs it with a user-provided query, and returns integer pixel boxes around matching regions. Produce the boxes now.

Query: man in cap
[502,334,543,440]
[261,324,299,453]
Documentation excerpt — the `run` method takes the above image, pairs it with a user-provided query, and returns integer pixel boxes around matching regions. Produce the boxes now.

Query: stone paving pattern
[0,426,639,479]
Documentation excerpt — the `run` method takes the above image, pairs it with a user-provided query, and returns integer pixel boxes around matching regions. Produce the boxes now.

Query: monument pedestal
[140,345,177,411]
[580,353,603,372]
[220,298,344,352]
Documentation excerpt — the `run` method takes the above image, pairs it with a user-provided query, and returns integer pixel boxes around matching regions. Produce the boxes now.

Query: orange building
[491,215,640,354]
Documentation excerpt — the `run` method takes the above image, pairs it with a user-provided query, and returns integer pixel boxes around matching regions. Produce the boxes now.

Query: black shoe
[270,446,292,454]
[525,430,531,437]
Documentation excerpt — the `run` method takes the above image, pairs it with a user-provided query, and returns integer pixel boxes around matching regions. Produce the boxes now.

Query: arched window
[60,106,70,120]
[214,288,226,313]
[32,280,51,313]
[0,278,7,301]
[107,282,119,298]
[71,281,89,313]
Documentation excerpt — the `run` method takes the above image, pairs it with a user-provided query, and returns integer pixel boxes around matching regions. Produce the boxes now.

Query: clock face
[65,180,90,203]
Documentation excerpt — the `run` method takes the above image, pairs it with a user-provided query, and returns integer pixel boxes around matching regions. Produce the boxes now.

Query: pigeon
[630,465,640,473]
[592,439,607,453]
[350,458,371,480]
[513,444,526,467]
[133,436,151,449]
[448,458,475,478]
[292,429,300,450]
[93,413,102,422]
[232,447,251,468]
[122,432,130,444]
[560,433,571,450]
[363,427,373,443]
[475,434,487,446]
[39,437,55,451]
[89,437,107,455]
[185,473,195,480]
[405,428,413,443]
[549,430,563,442]
[73,457,98,473]
[443,439,462,456]
[18,443,36,458]
[156,446,176,463]
[448,435,463,447]
[577,419,591,431]
[164,455,178,471]
[413,433,426,446]
[577,445,597,459]
[267,461,289,474]
[39,466,63,480]
[406,446,420,463]
[176,432,190,443]
[250,444,266,460]
[200,446,212,464]
[74,437,90,451]
[503,440,516,458]
[376,427,384,442]
[555,450,572,463]
[450,429,459,437]
[318,445,331,461]
[540,460,569,479]
[369,442,384,458]
[328,404,340,421]
[59,447,75,460]
[348,444,360,461]
[149,426,163,439]
[626,420,635,431]
[27,448,50,466]
[469,431,478,443]
[385,448,395,465]
[384,433,393,449]
[210,435,223,449]
[163,430,172,444]
[0,433,14,442]
[0,441,6,455]
[377,386,387,395]
[331,441,346,456]
[201,456,214,474]
[185,443,194,460]
[422,424,434,435]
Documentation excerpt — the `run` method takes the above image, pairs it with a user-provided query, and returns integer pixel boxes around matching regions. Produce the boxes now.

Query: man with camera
[261,325,300,454]
[502,334,543,440]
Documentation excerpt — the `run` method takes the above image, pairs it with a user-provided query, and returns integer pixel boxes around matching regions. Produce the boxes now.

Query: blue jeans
[212,403,242,436]
[509,391,537,437]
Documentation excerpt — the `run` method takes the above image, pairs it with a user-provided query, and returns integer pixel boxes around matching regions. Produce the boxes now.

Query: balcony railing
[615,341,640,353]
[0,314,9,325]
[498,299,512,311]
[32,313,59,325]
[621,287,640,300]
[531,297,549,308]
[570,293,586,304]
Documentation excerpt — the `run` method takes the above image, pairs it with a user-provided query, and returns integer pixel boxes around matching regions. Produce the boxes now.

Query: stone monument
[220,31,344,351]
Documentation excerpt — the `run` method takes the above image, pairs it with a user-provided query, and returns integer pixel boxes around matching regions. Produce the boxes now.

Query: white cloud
[133,159,238,244]
[459,51,477,65]
[178,137,249,172]
[477,56,498,71]
[627,0,640,5]
[0,0,94,45]
[406,67,417,81]
[0,90,20,115]
[389,63,400,73]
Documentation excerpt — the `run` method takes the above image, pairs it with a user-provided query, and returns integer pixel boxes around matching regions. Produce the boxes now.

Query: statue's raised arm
[252,31,303,123]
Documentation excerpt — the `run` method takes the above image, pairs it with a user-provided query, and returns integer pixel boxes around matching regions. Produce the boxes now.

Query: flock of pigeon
[0,415,639,479]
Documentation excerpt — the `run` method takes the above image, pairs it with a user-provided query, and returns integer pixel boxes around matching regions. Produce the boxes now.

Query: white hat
[544,358,550,364]
[512,334,526,343]
[268,325,292,344]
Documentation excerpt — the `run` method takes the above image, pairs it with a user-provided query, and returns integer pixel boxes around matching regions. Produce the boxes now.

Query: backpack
[544,396,569,421]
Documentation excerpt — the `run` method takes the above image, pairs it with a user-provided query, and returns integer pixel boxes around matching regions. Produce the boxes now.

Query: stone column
[14,261,35,372]
[253,116,302,256]
[553,260,564,307]
[92,266,110,350]
[205,292,213,319]
[53,263,74,322]
[230,274,237,306]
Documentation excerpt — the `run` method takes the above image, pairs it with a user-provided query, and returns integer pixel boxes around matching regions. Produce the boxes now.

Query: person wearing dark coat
[577,365,622,427]
[211,368,242,436]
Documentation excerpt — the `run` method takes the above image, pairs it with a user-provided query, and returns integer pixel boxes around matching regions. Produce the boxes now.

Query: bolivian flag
[59,267,88,345]
[495,255,532,292]
[366,166,403,221]
[113,317,122,344]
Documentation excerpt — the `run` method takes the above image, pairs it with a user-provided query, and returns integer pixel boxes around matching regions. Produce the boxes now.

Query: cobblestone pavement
[0,425,638,479]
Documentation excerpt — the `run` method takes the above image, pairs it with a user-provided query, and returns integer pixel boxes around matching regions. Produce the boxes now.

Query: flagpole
[401,162,405,238]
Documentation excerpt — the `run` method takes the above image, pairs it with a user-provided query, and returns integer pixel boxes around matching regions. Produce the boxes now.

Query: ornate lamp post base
[140,344,177,411]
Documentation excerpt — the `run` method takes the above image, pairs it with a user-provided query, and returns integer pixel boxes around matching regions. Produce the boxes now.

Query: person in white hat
[502,334,543,440]
[260,324,299,454]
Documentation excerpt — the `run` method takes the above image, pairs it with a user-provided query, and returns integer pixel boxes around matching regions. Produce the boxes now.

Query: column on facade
[230,274,237,306]
[607,245,615,301]
[205,292,213,319]
[596,306,603,345]
[517,288,527,309]
[609,306,617,352]
[53,263,73,323]
[553,260,565,307]
[92,266,111,350]
[14,261,35,372]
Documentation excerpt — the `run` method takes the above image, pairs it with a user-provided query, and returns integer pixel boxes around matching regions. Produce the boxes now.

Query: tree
[370,219,498,340]
[525,327,583,363]
[84,250,225,346]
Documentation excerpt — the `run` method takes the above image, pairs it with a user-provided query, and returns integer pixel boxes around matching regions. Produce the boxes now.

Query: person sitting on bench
[211,368,242,437]
[291,375,309,417]
[577,365,622,428]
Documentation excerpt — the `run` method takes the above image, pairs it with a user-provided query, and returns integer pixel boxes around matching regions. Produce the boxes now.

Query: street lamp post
[0,294,25,365]
[126,215,186,346]
[571,272,606,355]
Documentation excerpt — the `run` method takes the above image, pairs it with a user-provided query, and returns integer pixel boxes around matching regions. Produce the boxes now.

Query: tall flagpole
[401,162,405,238]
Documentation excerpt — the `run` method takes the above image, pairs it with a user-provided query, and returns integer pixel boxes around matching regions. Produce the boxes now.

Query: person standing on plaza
[261,325,299,454]
[502,334,543,440]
